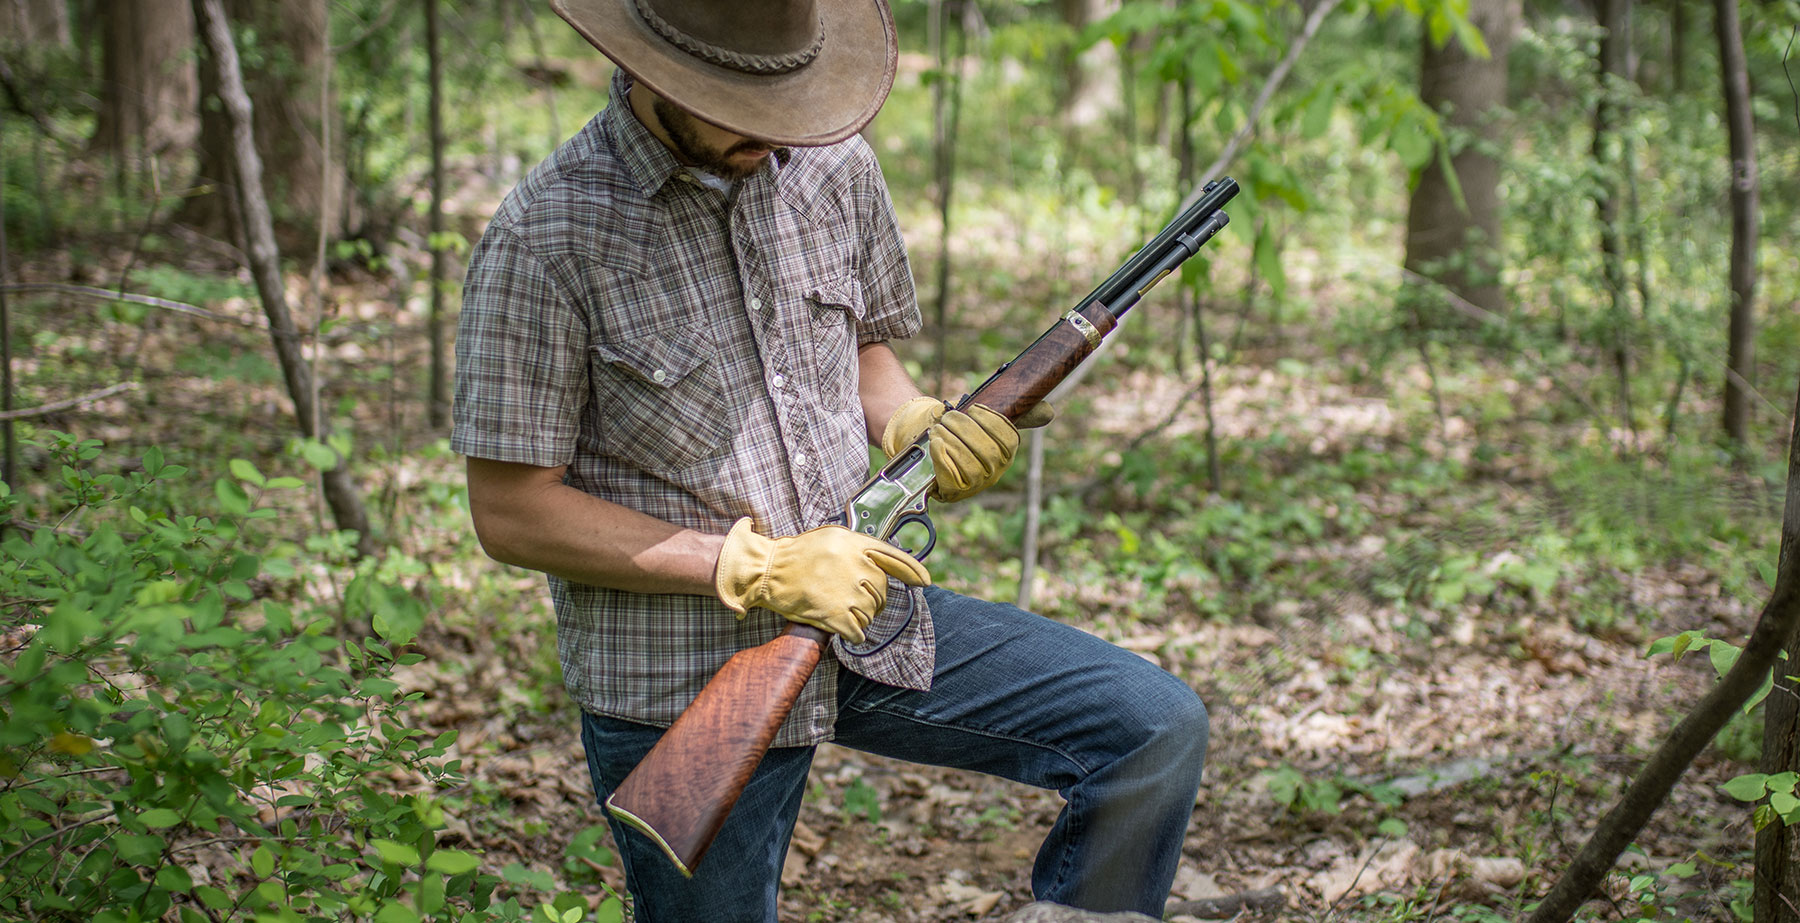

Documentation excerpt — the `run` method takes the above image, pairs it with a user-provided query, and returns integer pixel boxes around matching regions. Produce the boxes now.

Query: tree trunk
[426,0,450,429]
[1402,0,1520,319]
[929,0,968,395]
[93,0,197,159]
[1,116,13,491]
[191,0,375,557]
[1716,0,1757,449]
[183,0,354,246]
[1593,0,1636,438]
[1058,0,1119,130]
[1670,0,1688,93]
[0,0,70,49]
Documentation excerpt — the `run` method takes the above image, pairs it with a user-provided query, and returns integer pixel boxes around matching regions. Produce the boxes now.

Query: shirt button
[771,373,786,389]
[651,369,667,383]
[794,452,809,468]
[749,297,764,312]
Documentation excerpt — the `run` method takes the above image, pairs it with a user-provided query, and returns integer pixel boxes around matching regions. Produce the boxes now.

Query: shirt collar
[602,68,790,197]
[604,69,685,197]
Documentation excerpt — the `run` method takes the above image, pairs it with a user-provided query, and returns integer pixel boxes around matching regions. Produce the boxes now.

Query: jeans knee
[1120,674,1207,788]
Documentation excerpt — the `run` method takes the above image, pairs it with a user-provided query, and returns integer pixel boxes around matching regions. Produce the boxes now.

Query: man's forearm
[466,457,724,595]
[857,341,926,445]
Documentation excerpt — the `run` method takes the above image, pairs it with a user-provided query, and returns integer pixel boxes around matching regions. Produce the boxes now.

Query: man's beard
[652,98,775,181]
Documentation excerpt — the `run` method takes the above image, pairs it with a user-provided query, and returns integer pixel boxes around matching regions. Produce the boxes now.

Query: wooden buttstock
[605,623,828,876]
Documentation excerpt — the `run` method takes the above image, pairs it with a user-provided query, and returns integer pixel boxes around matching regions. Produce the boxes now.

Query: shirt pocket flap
[805,276,866,320]
[592,326,711,388]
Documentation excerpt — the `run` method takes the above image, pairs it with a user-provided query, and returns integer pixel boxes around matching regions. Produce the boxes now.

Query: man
[452,0,1208,919]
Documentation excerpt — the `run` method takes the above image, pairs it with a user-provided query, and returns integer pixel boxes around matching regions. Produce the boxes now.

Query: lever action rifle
[605,177,1241,877]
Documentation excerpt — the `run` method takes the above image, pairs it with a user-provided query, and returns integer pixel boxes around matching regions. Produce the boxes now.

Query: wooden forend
[966,305,1119,421]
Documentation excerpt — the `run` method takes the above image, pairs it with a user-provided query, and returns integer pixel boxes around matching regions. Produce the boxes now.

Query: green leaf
[214,478,251,517]
[419,872,446,915]
[11,640,46,682]
[1756,802,1777,830]
[252,844,276,878]
[503,862,556,891]
[228,458,264,487]
[1720,773,1770,802]
[116,833,167,865]
[155,865,195,892]
[139,808,184,829]
[1645,633,1682,658]
[1771,788,1800,820]
[374,903,420,923]
[372,838,422,867]
[165,711,192,752]
[1748,668,1777,713]
[299,439,340,472]
[1710,641,1742,679]
[426,849,481,875]
[195,886,232,910]
[1390,122,1434,171]
[1450,16,1490,58]
[594,897,624,923]
[1426,10,1451,47]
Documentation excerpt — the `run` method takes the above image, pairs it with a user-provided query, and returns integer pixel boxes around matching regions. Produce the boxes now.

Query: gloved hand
[881,396,1056,503]
[714,519,931,644]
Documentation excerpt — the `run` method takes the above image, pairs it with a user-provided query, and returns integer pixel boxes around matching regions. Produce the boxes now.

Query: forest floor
[4,175,1773,922]
[379,371,1758,923]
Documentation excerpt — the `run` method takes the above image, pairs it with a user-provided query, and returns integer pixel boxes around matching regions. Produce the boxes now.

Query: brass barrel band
[1062,310,1102,348]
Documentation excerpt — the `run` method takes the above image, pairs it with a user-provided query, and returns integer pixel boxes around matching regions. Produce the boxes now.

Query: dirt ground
[391,550,1748,922]
[381,354,1757,922]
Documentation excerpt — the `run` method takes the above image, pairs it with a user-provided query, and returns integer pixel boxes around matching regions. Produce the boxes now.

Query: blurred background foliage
[3,0,1800,919]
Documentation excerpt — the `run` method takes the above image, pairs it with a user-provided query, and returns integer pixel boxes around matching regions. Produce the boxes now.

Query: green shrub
[0,433,517,923]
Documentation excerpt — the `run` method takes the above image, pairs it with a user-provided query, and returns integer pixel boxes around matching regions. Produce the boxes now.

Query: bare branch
[0,283,257,326]
[0,383,139,422]
[1180,0,1344,211]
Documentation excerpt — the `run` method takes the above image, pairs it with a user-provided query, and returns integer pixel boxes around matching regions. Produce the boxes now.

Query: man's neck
[626,81,690,166]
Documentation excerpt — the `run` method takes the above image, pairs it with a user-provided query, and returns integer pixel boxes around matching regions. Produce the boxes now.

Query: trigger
[894,511,937,562]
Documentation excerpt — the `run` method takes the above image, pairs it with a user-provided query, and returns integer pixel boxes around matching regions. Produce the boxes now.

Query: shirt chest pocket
[806,277,866,413]
[590,326,733,474]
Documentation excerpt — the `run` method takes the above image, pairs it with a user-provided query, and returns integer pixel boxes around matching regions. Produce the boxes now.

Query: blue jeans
[580,587,1208,922]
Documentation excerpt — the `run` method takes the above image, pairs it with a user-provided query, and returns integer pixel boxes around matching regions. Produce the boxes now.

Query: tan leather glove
[881,396,1056,503]
[714,519,931,644]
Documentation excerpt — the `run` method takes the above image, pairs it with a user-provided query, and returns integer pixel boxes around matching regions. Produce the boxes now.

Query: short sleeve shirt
[451,70,931,746]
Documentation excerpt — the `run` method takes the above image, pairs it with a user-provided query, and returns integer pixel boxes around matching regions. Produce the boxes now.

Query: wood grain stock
[605,623,829,876]
[965,305,1119,421]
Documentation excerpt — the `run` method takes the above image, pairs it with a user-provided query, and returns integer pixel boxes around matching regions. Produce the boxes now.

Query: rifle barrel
[1079,177,1240,320]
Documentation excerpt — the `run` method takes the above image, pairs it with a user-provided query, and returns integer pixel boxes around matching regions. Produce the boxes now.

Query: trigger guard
[895,511,936,561]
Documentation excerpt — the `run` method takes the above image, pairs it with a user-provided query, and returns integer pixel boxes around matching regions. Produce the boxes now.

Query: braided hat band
[550,0,897,146]
[633,0,825,75]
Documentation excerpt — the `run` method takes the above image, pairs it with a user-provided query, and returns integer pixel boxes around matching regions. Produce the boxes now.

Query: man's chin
[708,158,767,181]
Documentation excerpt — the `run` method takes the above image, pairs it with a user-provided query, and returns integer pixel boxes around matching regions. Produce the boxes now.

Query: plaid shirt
[452,70,932,746]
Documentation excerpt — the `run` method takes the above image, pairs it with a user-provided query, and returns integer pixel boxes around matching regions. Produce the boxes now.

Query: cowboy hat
[550,0,898,147]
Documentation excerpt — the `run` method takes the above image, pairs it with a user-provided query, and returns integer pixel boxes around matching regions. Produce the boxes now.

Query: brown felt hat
[550,0,898,147]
